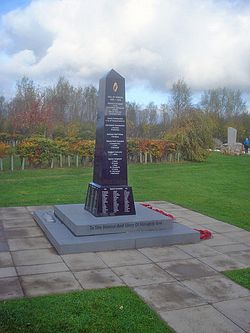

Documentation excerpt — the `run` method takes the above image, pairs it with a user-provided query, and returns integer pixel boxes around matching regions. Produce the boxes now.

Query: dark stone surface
[85,182,135,217]
[93,69,127,186]
[85,69,135,216]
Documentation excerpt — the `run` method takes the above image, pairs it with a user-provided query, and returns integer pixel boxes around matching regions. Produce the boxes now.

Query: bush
[0,142,11,158]
[17,137,59,167]
[165,110,214,162]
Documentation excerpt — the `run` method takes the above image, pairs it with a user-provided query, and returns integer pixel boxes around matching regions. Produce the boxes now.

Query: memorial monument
[85,69,135,217]
[34,69,199,254]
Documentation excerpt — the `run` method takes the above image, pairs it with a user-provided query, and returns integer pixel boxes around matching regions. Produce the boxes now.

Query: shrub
[0,142,11,158]
[166,110,214,162]
[17,137,59,167]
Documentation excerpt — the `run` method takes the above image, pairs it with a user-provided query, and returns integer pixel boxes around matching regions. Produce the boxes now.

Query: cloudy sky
[0,0,250,106]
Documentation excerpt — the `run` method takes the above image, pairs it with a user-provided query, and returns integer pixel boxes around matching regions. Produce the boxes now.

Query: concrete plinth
[33,203,200,254]
[54,203,173,236]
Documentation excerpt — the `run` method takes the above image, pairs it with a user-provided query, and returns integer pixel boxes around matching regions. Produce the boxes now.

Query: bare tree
[170,79,192,120]
[200,87,247,118]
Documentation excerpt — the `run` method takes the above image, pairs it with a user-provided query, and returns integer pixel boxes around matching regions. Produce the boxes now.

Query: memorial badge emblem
[113,81,118,92]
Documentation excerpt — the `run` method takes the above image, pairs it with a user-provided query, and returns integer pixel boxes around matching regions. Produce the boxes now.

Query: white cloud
[0,0,250,98]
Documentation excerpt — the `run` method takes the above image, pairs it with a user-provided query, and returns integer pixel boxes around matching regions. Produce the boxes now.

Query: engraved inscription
[88,220,165,233]
[106,95,125,116]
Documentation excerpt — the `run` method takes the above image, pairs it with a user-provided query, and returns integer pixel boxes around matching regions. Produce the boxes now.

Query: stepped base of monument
[33,203,200,254]
[54,203,173,236]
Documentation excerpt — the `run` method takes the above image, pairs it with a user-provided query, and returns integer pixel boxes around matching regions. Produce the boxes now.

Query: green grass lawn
[223,268,250,290]
[0,152,249,230]
[0,287,174,333]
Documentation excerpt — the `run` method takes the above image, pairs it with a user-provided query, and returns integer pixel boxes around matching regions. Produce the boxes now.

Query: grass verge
[223,268,250,290]
[0,153,249,230]
[0,287,174,333]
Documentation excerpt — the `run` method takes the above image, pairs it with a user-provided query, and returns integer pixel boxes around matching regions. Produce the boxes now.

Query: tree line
[0,76,249,161]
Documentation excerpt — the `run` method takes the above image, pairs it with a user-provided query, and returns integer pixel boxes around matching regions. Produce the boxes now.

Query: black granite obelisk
[85,69,136,217]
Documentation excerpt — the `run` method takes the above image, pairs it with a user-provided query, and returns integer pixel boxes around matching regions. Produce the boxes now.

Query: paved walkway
[0,201,250,333]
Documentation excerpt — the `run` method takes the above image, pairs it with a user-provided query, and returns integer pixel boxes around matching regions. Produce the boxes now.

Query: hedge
[0,137,179,171]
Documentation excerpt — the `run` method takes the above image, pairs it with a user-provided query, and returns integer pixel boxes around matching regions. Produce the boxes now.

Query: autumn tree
[9,77,54,136]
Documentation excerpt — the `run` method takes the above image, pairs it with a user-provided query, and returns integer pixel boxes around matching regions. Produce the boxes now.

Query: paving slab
[225,230,250,240]
[134,281,207,311]
[2,218,37,229]
[165,211,199,219]
[0,207,28,215]
[178,214,223,225]
[213,243,250,254]
[98,249,151,267]
[12,248,62,266]
[8,237,52,251]
[243,239,250,247]
[158,258,217,280]
[112,263,175,287]
[1,213,31,220]
[173,218,204,229]
[62,252,107,271]
[199,254,248,271]
[213,296,250,333]
[201,223,244,233]
[144,202,188,211]
[138,246,192,262]
[74,268,124,289]
[27,206,53,213]
[182,275,250,302]
[0,267,17,278]
[16,262,69,276]
[229,249,250,266]
[0,240,9,252]
[20,271,82,296]
[159,304,245,333]
[203,234,239,246]
[176,243,221,258]
[174,217,194,225]
[0,252,13,267]
[4,226,44,239]
[0,277,23,299]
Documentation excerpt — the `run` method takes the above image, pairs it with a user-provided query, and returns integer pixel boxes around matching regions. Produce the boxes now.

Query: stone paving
[0,201,250,333]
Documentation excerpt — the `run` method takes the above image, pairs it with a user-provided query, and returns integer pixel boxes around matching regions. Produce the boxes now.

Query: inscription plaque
[85,69,136,216]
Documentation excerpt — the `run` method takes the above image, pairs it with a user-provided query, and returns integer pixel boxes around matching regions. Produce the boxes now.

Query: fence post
[11,155,14,171]
[59,154,63,168]
[21,157,25,170]
[139,151,143,163]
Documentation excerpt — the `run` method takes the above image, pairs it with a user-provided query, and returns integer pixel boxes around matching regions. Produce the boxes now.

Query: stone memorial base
[85,182,136,217]
[33,203,200,254]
